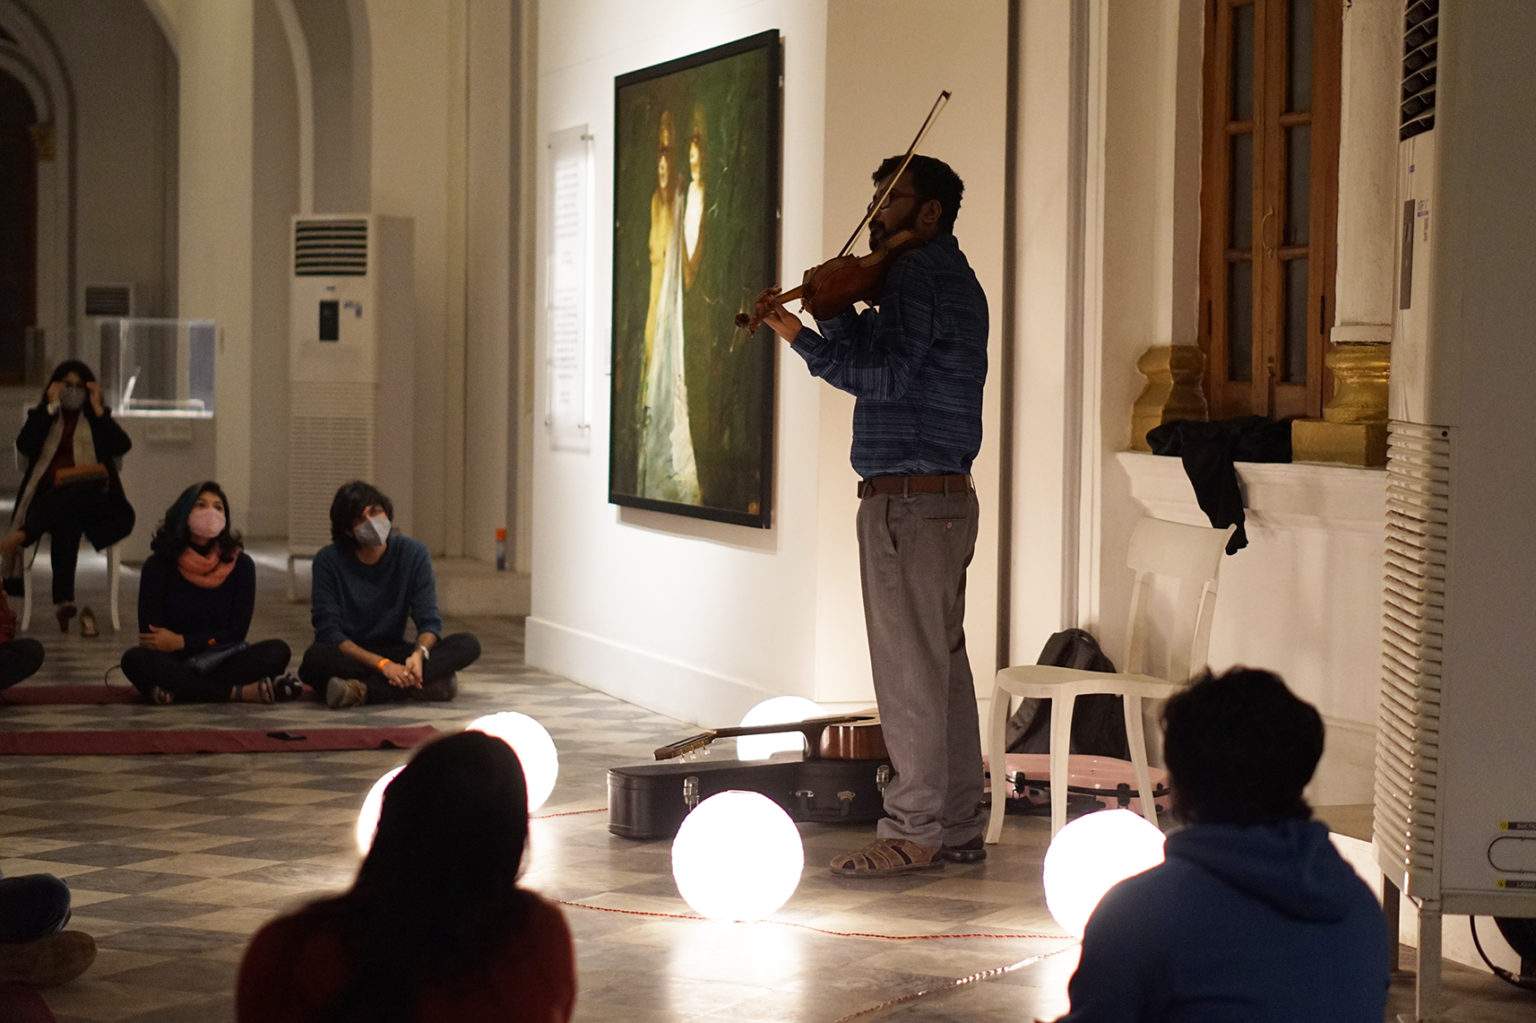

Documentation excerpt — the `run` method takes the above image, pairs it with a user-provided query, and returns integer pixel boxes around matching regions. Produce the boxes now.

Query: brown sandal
[829,838,945,878]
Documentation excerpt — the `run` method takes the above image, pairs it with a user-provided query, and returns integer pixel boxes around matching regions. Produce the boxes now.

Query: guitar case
[607,754,891,840]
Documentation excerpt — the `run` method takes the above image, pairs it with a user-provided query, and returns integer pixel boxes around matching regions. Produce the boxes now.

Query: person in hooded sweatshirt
[1056,667,1388,1022]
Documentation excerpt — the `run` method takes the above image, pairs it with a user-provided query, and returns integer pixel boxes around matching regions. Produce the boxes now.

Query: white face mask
[188,507,226,542]
[353,512,391,548]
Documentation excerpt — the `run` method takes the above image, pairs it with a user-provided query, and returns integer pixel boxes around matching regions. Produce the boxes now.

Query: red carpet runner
[1,686,142,706]
[0,724,439,756]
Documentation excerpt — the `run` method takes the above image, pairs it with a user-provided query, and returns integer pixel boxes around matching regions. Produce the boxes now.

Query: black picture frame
[607,30,781,529]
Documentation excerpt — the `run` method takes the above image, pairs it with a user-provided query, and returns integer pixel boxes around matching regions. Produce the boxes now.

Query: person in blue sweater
[121,482,291,704]
[299,481,481,709]
[1056,668,1388,1022]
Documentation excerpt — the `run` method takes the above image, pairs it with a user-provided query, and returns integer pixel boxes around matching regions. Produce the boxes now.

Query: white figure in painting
[638,110,701,504]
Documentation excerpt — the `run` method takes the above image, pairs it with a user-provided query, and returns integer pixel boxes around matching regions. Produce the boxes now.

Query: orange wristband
[376,658,390,671]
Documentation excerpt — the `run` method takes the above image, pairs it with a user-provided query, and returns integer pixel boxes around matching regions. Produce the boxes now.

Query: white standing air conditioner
[287,215,415,572]
[1373,2,1536,1019]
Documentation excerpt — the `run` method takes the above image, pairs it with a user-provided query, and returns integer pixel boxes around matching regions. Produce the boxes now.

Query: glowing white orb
[737,696,824,762]
[468,712,559,812]
[672,791,804,921]
[1043,809,1166,938]
[355,766,405,854]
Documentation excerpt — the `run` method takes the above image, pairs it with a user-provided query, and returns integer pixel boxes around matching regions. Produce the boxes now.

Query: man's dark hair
[329,480,394,553]
[1162,667,1324,826]
[872,154,964,234]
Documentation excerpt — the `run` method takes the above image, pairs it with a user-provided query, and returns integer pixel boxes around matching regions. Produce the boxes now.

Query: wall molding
[1117,450,1386,535]
[525,616,785,729]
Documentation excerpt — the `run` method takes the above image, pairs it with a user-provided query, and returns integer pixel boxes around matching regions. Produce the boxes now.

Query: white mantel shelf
[1116,451,1387,535]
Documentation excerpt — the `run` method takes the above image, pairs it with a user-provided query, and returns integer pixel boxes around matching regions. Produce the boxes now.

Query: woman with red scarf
[119,481,291,704]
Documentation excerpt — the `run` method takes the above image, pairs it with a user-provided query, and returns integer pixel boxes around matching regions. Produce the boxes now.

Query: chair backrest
[1122,518,1235,684]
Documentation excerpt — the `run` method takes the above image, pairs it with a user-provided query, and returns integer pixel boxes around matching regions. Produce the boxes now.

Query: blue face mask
[353,512,391,548]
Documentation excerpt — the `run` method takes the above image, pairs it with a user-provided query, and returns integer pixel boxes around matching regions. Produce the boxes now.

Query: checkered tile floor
[0,546,1526,1021]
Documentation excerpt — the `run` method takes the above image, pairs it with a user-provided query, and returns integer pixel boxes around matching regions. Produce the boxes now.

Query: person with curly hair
[298,480,480,708]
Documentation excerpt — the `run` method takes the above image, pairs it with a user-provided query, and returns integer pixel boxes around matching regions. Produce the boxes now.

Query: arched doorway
[0,67,36,385]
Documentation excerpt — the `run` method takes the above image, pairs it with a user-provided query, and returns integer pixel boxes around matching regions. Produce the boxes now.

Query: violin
[737,90,951,335]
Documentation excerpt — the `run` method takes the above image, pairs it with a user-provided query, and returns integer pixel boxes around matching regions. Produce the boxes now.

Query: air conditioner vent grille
[1401,0,1439,140]
[294,219,369,277]
[288,382,377,553]
[1374,421,1450,893]
[83,285,133,318]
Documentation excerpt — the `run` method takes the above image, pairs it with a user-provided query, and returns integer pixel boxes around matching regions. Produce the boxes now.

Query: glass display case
[101,318,216,417]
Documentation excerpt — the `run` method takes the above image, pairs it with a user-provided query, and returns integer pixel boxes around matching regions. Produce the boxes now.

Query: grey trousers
[857,487,984,848]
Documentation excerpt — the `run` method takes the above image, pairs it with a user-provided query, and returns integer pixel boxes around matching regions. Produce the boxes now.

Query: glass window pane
[1289,0,1314,112]
[1228,261,1253,382]
[1230,133,1254,249]
[1232,3,1255,121]
[1286,124,1311,245]
[1284,258,1309,384]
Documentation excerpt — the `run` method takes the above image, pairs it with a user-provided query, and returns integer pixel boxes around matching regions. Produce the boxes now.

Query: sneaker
[325,677,367,709]
[0,930,97,987]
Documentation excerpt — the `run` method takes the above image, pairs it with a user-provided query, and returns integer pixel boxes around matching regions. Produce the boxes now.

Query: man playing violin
[753,154,988,878]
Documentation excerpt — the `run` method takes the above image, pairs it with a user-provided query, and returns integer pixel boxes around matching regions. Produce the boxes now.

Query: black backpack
[1005,628,1131,759]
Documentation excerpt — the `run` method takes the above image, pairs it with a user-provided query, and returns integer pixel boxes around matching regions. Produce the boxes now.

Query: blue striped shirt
[790,234,988,478]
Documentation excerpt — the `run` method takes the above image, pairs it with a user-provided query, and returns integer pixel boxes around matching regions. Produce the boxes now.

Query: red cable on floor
[555,899,1071,943]
[832,945,1076,1021]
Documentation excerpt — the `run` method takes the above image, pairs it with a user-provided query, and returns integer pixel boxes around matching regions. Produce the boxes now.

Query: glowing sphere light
[468,712,560,812]
[672,791,804,921]
[1042,809,1166,938]
[737,696,824,762]
[355,765,404,854]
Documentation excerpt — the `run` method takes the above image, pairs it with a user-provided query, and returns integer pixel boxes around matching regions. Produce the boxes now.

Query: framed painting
[609,30,780,528]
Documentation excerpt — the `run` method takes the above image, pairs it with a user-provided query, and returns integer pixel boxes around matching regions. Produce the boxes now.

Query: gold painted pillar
[1292,0,1398,466]
[1131,345,1207,451]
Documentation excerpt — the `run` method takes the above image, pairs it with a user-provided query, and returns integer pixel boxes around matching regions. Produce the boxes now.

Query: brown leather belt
[857,474,973,499]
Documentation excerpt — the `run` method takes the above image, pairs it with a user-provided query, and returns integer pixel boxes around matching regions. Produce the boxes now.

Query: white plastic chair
[19,538,122,633]
[984,519,1235,843]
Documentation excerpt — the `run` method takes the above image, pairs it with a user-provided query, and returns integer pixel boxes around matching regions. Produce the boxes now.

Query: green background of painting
[610,41,774,520]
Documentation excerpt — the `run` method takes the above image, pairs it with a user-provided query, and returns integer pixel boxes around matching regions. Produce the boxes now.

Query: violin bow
[834,89,952,259]
[733,89,951,335]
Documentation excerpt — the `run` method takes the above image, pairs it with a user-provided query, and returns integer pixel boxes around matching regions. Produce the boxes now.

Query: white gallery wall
[527,0,832,726]
[814,0,1008,702]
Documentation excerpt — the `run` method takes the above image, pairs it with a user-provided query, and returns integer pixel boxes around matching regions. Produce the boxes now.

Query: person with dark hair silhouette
[1,360,134,635]
[119,482,291,704]
[236,731,576,1022]
[298,480,480,708]
[1056,668,1388,1022]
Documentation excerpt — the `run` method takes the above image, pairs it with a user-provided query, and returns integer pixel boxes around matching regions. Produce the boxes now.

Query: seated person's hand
[380,659,418,688]
[404,650,426,685]
[139,626,185,652]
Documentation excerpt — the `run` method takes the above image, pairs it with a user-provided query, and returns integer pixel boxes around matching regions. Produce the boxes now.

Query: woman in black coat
[121,481,291,704]
[1,361,135,633]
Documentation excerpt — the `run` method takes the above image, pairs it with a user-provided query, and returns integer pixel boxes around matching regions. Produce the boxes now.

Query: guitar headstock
[654,731,717,761]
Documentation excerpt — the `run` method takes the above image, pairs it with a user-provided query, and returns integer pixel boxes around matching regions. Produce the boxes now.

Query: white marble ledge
[1116,450,1386,535]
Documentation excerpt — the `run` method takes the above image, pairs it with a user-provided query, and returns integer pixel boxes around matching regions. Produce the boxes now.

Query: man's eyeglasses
[866,190,920,216]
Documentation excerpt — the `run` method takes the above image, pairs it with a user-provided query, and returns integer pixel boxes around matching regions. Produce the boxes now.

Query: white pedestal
[116,412,217,561]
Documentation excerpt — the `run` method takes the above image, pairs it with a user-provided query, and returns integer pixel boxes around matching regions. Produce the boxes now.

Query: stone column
[1292,0,1399,466]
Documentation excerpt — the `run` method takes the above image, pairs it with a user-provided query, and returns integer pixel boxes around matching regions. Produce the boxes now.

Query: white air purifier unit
[1373,2,1536,1019]
[287,215,415,564]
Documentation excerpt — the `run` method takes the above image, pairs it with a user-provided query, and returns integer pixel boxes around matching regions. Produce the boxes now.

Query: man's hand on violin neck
[754,287,805,343]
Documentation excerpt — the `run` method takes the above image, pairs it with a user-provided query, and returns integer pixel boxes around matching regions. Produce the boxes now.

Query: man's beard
[869,205,920,252]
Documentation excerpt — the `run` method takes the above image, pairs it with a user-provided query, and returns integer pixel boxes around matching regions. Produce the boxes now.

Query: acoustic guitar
[655,711,885,762]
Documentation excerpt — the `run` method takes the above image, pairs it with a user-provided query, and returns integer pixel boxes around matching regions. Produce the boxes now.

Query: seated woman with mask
[298,480,481,708]
[120,482,292,704]
[2,360,134,636]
